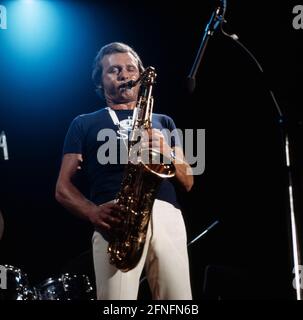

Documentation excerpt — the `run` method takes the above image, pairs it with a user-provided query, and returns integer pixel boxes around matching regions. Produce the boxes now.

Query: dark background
[0,0,302,300]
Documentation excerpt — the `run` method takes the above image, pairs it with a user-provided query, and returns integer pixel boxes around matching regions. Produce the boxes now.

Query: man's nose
[118,68,129,81]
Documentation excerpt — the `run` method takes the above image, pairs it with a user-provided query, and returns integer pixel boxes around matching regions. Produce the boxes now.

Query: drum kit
[1,135,96,301]
[0,211,95,301]
[0,264,95,301]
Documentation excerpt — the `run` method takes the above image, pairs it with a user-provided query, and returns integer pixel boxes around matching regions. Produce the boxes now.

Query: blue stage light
[5,0,61,55]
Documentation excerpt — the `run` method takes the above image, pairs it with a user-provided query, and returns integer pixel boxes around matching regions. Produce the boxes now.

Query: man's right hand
[56,154,124,240]
[89,201,123,239]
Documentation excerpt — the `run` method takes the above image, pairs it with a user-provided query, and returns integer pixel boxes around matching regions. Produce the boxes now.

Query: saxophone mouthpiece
[120,67,156,90]
[120,80,137,89]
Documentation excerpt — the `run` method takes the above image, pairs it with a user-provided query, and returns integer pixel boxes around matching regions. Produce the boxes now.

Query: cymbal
[0,210,4,240]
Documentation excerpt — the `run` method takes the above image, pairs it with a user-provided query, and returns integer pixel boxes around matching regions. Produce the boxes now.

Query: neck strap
[106,107,120,126]
[106,107,137,127]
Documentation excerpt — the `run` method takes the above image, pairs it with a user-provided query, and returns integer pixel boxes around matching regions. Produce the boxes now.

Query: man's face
[101,52,140,104]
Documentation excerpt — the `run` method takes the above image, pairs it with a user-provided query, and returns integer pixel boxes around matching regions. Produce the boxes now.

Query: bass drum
[0,265,37,300]
[37,273,94,300]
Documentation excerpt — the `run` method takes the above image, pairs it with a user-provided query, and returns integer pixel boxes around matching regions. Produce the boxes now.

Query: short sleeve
[62,116,84,155]
[163,115,182,149]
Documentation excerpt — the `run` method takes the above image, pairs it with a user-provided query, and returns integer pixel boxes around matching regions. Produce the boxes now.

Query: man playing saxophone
[55,42,193,300]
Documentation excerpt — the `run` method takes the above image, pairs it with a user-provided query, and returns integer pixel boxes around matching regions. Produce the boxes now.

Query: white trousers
[92,199,192,300]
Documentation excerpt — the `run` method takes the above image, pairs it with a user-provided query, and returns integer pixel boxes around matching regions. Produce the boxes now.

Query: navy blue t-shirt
[63,107,181,208]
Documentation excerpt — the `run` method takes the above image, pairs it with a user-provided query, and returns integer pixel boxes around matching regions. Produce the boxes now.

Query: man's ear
[95,85,105,100]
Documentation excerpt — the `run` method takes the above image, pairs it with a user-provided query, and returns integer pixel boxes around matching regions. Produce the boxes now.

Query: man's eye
[109,67,119,73]
[128,67,137,73]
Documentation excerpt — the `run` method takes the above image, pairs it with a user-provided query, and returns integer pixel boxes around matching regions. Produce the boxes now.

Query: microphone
[0,131,9,160]
[187,0,227,93]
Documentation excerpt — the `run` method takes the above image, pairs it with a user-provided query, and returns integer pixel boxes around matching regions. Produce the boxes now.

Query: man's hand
[141,128,172,159]
[140,129,194,192]
[89,201,123,239]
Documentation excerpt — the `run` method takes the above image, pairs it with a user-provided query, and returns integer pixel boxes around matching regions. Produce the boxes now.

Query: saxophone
[107,66,175,272]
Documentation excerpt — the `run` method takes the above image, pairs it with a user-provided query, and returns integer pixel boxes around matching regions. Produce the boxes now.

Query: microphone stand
[188,1,301,298]
[187,220,219,246]
[218,23,302,300]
